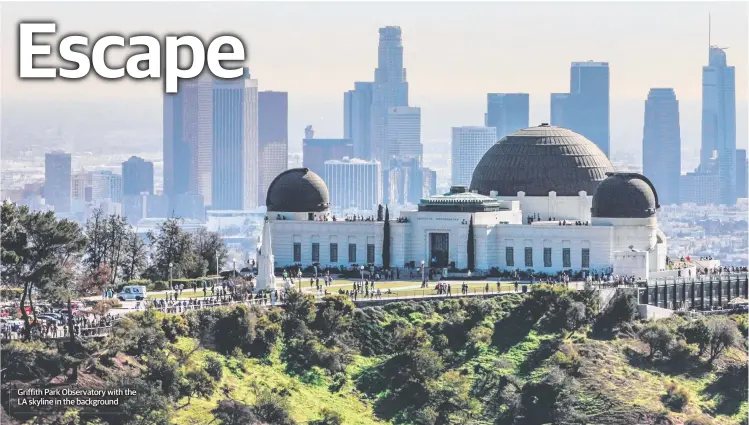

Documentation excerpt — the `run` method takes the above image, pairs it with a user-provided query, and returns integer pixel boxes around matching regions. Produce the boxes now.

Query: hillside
[2,286,747,425]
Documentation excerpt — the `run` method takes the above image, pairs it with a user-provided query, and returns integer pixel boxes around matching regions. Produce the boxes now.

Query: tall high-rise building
[344,82,374,159]
[90,171,123,203]
[387,106,422,162]
[550,62,610,157]
[211,68,259,210]
[72,172,90,202]
[258,91,289,206]
[44,151,72,213]
[303,133,354,178]
[642,88,681,205]
[737,149,748,198]
[451,126,497,187]
[324,158,382,212]
[680,171,720,205]
[387,157,427,205]
[701,46,736,204]
[486,93,529,139]
[163,77,213,206]
[370,26,409,167]
[122,156,154,196]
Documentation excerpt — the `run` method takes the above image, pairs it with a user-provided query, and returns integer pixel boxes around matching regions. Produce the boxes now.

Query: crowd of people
[1,312,118,340]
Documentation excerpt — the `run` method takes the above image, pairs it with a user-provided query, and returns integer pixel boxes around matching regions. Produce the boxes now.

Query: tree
[679,318,711,356]
[467,215,475,271]
[707,317,740,363]
[82,209,129,291]
[212,399,257,425]
[0,203,86,339]
[148,217,194,281]
[377,204,384,221]
[382,206,391,269]
[192,227,228,276]
[639,322,676,359]
[120,231,147,282]
[179,369,216,404]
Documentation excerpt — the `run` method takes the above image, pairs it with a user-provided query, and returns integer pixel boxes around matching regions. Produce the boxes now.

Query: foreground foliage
[2,286,746,425]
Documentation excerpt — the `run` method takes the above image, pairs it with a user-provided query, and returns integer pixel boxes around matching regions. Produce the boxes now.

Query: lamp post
[169,262,173,291]
[232,258,236,278]
[215,250,219,276]
[360,265,365,283]
[421,260,425,285]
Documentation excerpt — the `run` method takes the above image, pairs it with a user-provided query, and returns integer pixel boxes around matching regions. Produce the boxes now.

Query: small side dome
[591,172,660,218]
[266,168,329,212]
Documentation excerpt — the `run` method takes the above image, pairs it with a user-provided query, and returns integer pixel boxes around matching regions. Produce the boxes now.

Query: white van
[117,285,147,301]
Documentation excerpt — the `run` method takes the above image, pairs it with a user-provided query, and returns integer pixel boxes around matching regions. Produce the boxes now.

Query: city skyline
[2,2,747,161]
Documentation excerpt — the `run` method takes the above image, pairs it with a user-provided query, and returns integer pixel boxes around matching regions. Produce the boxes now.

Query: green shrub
[684,417,714,425]
[639,322,676,359]
[204,355,224,381]
[662,382,691,412]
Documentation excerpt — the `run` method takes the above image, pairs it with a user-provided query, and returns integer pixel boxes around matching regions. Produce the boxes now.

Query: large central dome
[266,168,329,212]
[469,124,615,197]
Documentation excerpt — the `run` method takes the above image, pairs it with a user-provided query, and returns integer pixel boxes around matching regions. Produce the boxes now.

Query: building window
[524,247,533,267]
[563,248,571,268]
[506,247,514,267]
[293,243,301,263]
[330,243,338,263]
[348,243,357,263]
[543,248,552,268]
[581,248,590,268]
[311,243,320,263]
[367,244,375,264]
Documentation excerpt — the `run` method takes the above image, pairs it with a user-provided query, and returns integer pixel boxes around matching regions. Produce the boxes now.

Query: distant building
[451,126,497,187]
[90,171,123,204]
[72,172,91,202]
[642,88,681,205]
[550,61,610,157]
[44,151,72,213]
[486,93,529,139]
[680,171,720,205]
[701,46,737,204]
[258,91,289,206]
[211,68,259,210]
[123,193,170,224]
[387,106,422,162]
[737,149,748,198]
[163,76,214,206]
[324,158,382,212]
[370,26,409,168]
[122,156,154,196]
[421,168,438,198]
[302,134,354,178]
[388,157,429,205]
[344,82,374,160]
[174,192,206,221]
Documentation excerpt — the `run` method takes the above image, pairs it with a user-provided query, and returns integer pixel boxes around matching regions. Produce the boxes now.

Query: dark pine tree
[377,204,384,221]
[467,215,475,271]
[382,207,391,268]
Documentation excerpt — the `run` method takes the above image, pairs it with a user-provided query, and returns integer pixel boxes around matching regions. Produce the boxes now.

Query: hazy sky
[2,1,747,158]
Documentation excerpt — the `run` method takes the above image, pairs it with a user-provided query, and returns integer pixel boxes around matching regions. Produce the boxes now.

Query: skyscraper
[90,171,123,203]
[163,77,213,206]
[451,126,497,187]
[701,46,736,204]
[258,91,289,206]
[737,149,748,199]
[486,93,529,139]
[370,26,409,166]
[122,156,154,196]
[324,158,382,212]
[211,68,259,210]
[344,82,374,159]
[387,106,422,162]
[550,62,610,157]
[642,88,681,205]
[44,151,72,213]
[303,136,354,178]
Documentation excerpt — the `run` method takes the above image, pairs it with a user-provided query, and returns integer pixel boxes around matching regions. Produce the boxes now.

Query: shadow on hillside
[702,364,747,417]
[623,346,713,378]
[491,304,538,352]
[517,338,562,375]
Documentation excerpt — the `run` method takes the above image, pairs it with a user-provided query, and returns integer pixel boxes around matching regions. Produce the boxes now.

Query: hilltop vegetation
[2,286,747,425]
